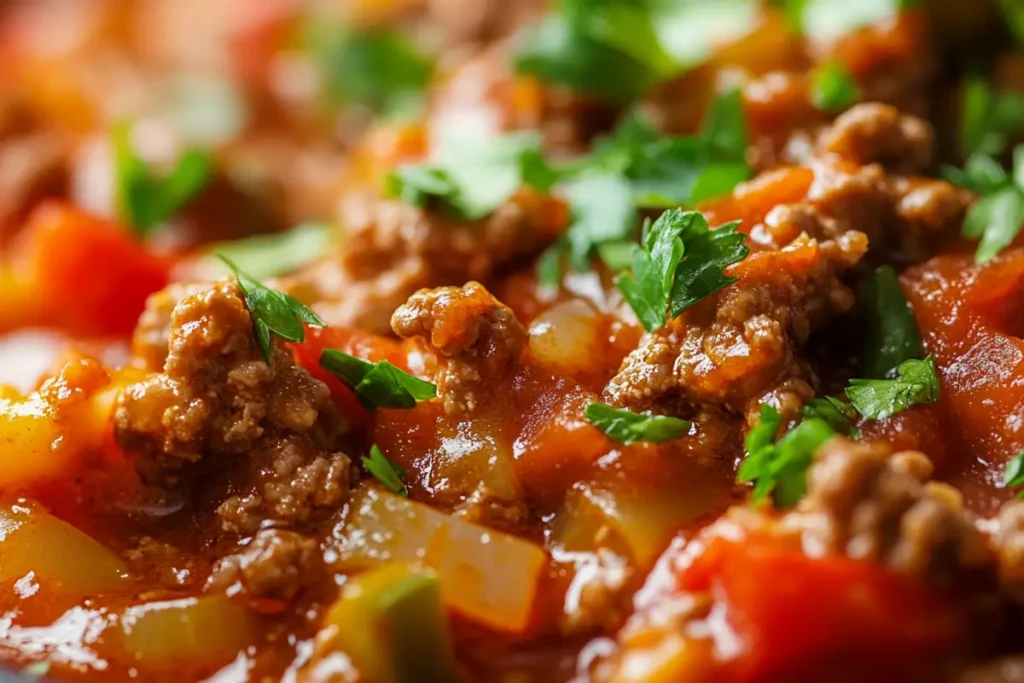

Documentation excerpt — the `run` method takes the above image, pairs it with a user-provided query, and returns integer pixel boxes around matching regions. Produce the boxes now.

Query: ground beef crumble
[603,105,969,425]
[286,188,561,334]
[391,281,527,415]
[784,438,991,584]
[206,528,322,602]
[114,279,355,534]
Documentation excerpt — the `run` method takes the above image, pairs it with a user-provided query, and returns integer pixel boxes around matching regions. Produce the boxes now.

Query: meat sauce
[0,1,1023,682]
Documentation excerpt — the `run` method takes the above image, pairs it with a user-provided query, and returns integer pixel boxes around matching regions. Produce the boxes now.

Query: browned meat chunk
[114,280,354,533]
[817,103,933,173]
[289,188,561,334]
[604,107,968,424]
[391,281,526,415]
[207,528,322,602]
[604,231,858,425]
[786,438,990,584]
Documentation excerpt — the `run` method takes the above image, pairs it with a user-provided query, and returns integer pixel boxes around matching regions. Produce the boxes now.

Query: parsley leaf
[1003,451,1024,499]
[617,209,748,332]
[811,62,859,112]
[311,25,432,116]
[846,356,940,420]
[961,76,1024,158]
[1003,0,1024,45]
[217,255,325,363]
[737,404,835,507]
[112,122,212,237]
[319,349,436,411]
[364,445,409,496]
[963,182,1024,264]
[563,173,639,271]
[782,0,919,43]
[802,397,861,438]
[206,223,334,280]
[585,402,689,444]
[593,93,751,209]
[386,132,553,220]
[515,0,758,102]
[861,265,923,378]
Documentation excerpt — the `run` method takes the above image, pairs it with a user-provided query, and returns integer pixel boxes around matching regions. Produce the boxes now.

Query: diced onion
[330,487,546,633]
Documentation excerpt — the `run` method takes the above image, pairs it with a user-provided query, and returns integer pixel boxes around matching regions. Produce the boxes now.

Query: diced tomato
[3,202,170,337]
[677,533,961,683]
[290,326,410,427]
[902,248,1024,514]
[700,166,814,228]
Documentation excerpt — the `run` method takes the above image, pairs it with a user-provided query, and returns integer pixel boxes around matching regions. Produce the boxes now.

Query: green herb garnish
[617,209,748,332]
[112,122,212,236]
[781,0,921,43]
[206,222,334,280]
[846,356,940,420]
[217,255,325,363]
[810,62,859,112]
[861,265,923,378]
[21,662,51,678]
[537,92,751,287]
[802,397,861,438]
[515,0,758,102]
[386,132,554,220]
[312,26,432,117]
[364,445,409,496]
[737,404,835,507]
[1003,451,1024,498]
[319,350,437,411]
[585,402,690,444]
[961,76,1024,158]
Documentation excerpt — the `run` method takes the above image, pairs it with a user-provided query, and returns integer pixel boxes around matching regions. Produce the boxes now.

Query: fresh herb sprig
[737,404,835,507]
[515,0,760,102]
[861,265,923,379]
[311,25,433,117]
[585,402,690,444]
[810,62,859,112]
[845,356,940,420]
[386,132,555,220]
[112,122,212,237]
[538,90,751,288]
[364,445,409,496]
[802,397,861,438]
[1003,451,1024,498]
[218,256,325,363]
[320,350,437,411]
[616,209,749,332]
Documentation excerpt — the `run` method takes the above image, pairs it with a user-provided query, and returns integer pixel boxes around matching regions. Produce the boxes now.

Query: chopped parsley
[319,350,437,411]
[112,122,212,237]
[515,0,758,102]
[585,402,690,445]
[846,356,940,420]
[737,404,835,507]
[386,132,554,220]
[960,76,1024,158]
[810,62,859,112]
[206,222,334,280]
[537,92,751,287]
[780,0,921,43]
[311,25,433,117]
[802,397,861,438]
[616,209,748,332]
[1003,0,1024,45]
[1003,451,1024,498]
[364,445,409,496]
[861,265,923,378]
[941,80,1024,264]
[217,255,325,363]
